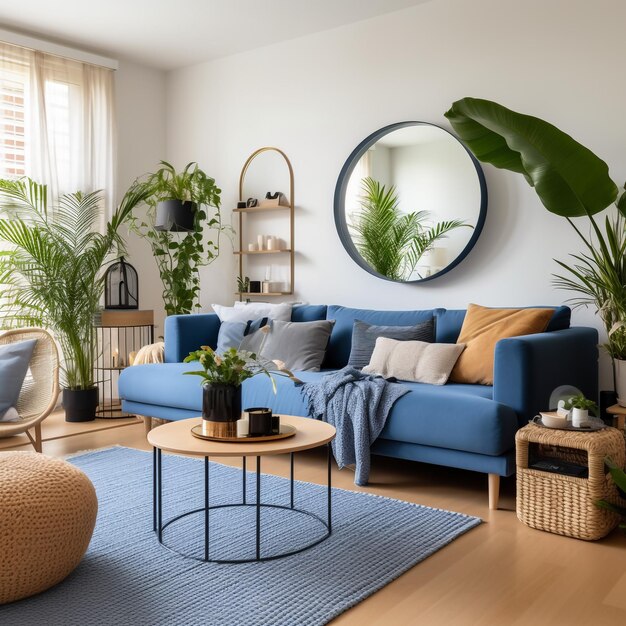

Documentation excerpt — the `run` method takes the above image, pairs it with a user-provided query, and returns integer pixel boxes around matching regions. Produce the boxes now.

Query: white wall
[164,0,626,388]
[115,59,167,336]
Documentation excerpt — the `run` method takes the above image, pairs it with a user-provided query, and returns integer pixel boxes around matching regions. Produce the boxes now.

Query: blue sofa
[119,304,598,508]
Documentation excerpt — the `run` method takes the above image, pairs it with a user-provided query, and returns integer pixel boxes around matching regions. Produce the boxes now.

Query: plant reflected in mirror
[349,177,471,281]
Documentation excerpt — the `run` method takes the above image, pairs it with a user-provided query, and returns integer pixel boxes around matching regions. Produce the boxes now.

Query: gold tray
[191,423,297,443]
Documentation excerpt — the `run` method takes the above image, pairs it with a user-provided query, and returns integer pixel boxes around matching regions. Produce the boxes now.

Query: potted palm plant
[350,177,471,281]
[444,98,626,404]
[127,161,229,315]
[0,178,149,421]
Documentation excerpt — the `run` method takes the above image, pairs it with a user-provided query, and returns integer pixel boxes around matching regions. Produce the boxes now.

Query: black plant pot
[202,384,242,438]
[203,384,241,421]
[155,199,196,232]
[63,387,99,423]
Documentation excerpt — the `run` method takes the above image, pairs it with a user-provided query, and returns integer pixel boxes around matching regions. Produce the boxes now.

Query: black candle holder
[246,407,273,436]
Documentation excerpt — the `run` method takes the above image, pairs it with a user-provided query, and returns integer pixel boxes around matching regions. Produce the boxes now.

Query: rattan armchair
[0,328,60,452]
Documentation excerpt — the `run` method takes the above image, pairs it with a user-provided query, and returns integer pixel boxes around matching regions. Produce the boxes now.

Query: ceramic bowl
[540,411,569,428]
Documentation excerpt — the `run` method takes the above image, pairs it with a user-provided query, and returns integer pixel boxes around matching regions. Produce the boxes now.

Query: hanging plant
[127,161,231,316]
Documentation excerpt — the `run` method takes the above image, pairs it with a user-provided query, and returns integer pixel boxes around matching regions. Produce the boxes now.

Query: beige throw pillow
[363,337,466,385]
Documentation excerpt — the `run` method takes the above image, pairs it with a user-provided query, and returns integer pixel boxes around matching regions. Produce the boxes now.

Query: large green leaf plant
[0,178,149,389]
[445,98,626,358]
[350,177,471,281]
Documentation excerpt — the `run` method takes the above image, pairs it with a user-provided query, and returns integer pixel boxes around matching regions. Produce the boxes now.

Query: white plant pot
[615,358,626,408]
[571,407,588,428]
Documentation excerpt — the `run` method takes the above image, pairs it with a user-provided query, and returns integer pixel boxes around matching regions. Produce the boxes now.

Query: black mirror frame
[333,121,488,283]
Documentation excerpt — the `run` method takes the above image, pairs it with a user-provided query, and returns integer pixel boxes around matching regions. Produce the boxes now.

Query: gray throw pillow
[0,339,37,420]
[257,319,335,371]
[216,318,268,355]
[348,318,434,369]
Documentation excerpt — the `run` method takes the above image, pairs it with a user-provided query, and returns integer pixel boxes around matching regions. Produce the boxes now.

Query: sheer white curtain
[0,41,116,223]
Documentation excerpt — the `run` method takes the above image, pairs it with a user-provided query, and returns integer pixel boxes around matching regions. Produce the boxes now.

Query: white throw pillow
[362,337,466,385]
[211,302,292,323]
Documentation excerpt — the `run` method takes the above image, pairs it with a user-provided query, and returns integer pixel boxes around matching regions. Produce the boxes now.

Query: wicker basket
[516,423,626,540]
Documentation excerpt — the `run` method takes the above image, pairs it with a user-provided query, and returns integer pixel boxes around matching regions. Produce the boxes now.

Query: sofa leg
[143,416,153,435]
[488,473,500,510]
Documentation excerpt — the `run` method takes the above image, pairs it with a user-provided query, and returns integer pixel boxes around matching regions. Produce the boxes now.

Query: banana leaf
[444,98,617,217]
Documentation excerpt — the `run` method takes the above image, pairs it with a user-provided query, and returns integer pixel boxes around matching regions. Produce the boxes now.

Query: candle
[112,348,118,368]
[267,236,276,251]
[237,419,249,437]
[248,242,257,252]
[257,234,264,251]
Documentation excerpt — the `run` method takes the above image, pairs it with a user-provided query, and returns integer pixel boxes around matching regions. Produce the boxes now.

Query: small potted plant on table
[183,346,298,438]
[564,395,599,428]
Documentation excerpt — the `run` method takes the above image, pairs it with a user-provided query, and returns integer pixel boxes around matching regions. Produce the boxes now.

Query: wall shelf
[233,205,292,213]
[236,147,295,298]
[235,292,291,297]
[233,249,292,255]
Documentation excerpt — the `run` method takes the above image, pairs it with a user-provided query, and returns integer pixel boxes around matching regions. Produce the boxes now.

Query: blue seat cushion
[378,382,517,456]
[119,362,205,413]
[243,372,517,457]
[121,364,518,457]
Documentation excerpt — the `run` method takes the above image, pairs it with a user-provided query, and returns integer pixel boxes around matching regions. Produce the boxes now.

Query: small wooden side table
[516,423,625,540]
[606,404,626,431]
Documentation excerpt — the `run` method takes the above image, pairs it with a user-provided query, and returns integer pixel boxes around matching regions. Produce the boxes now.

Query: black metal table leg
[204,456,210,561]
[256,456,261,561]
[242,456,247,504]
[327,443,332,533]
[157,447,163,542]
[290,452,295,509]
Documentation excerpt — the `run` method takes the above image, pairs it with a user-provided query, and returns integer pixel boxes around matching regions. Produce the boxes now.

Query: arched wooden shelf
[235,147,295,299]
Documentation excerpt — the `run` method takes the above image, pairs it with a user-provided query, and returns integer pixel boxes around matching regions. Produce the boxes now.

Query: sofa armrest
[164,313,221,363]
[493,327,598,427]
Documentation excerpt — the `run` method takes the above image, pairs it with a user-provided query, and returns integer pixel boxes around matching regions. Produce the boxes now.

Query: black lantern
[105,257,138,309]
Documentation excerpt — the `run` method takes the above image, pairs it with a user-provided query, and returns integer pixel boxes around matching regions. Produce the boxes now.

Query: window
[0,41,115,214]
[0,53,27,178]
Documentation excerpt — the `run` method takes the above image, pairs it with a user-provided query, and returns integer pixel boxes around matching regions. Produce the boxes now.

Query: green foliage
[0,177,149,389]
[127,161,229,316]
[444,98,618,217]
[596,457,626,532]
[445,98,626,359]
[183,345,300,391]
[144,160,221,206]
[553,212,626,358]
[349,177,471,281]
[563,394,598,415]
[237,275,250,293]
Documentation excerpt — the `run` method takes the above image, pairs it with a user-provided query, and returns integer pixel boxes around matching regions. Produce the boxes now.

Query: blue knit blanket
[299,367,409,486]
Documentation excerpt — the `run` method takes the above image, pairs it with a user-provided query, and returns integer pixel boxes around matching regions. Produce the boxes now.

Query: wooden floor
[2,412,626,626]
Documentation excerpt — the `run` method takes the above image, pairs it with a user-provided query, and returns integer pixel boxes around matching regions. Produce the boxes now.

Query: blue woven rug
[1,447,480,625]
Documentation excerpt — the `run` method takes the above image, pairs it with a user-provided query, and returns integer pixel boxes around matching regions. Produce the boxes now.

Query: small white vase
[615,358,626,408]
[571,407,588,428]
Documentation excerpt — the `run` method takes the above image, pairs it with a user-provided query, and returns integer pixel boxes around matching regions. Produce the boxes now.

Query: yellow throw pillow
[449,304,555,385]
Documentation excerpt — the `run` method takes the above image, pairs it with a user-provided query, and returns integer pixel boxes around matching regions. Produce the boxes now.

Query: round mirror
[334,122,487,283]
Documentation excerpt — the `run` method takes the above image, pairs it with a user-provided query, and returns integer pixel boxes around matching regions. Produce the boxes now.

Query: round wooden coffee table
[147,415,336,563]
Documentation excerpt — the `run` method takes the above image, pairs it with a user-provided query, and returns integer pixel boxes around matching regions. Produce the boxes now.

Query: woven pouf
[0,452,98,604]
